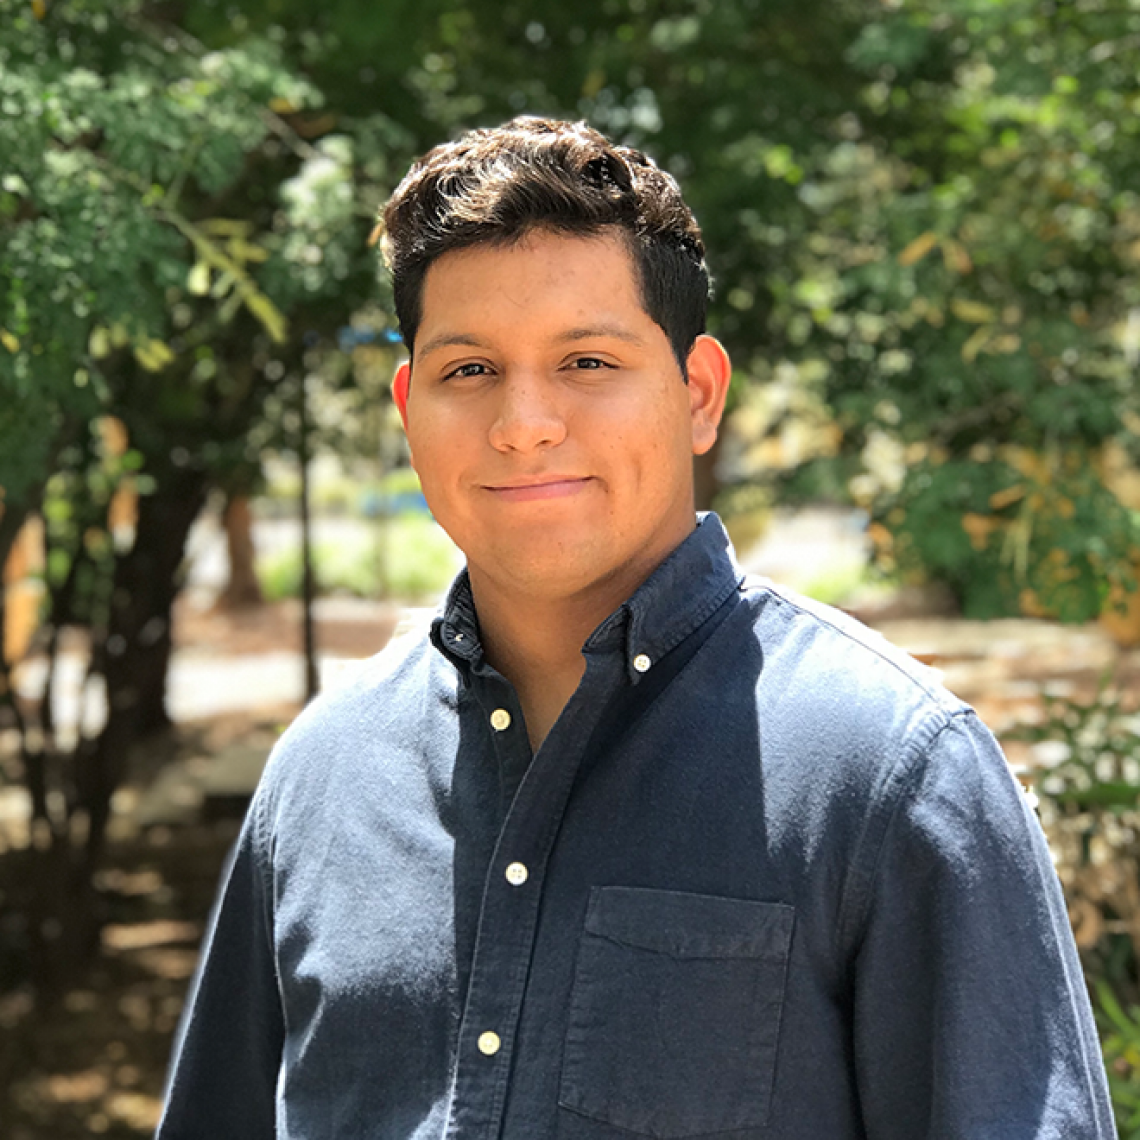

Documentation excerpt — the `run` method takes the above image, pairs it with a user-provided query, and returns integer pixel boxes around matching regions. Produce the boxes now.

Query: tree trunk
[0,494,34,584]
[0,497,53,828]
[216,493,264,609]
[0,498,31,696]
[80,467,208,866]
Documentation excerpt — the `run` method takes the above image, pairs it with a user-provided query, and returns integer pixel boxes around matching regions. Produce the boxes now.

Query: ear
[685,335,731,456]
[392,361,411,432]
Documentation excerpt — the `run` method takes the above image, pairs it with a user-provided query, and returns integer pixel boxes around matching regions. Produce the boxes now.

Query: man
[158,118,1114,1138]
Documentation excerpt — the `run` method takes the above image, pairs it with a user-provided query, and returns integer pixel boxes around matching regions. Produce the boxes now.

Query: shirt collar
[431,513,744,682]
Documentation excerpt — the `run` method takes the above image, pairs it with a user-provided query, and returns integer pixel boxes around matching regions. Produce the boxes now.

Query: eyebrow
[416,323,648,360]
[555,324,648,347]
[416,333,490,359]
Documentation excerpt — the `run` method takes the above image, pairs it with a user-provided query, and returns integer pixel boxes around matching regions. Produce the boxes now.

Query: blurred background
[3,0,1140,1134]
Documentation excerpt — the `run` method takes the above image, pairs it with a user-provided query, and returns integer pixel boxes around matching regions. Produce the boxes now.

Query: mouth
[482,476,593,503]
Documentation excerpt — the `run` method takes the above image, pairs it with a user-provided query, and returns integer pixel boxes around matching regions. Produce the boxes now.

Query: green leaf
[187,262,211,296]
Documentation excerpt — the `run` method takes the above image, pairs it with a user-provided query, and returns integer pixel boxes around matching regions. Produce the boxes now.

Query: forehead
[416,229,648,341]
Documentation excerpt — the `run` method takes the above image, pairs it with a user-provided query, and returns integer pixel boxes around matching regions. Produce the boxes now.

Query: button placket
[445,653,625,1140]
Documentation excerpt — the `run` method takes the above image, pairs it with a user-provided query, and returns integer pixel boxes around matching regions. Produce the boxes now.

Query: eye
[444,361,491,381]
[570,356,611,370]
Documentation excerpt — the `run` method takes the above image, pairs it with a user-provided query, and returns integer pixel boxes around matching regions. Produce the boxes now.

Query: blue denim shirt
[158,513,1114,1139]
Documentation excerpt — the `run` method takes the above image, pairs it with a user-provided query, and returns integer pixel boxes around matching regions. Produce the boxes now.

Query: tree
[0,0,377,984]
[766,0,1140,617]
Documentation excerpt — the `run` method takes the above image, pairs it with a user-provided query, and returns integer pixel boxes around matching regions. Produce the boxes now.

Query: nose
[487,374,567,453]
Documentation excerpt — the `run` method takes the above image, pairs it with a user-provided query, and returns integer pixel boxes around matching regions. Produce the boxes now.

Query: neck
[467,514,701,750]
[469,568,640,752]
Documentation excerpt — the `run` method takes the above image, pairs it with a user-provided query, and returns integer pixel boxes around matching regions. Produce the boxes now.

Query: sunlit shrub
[1008,679,1140,1129]
[257,514,460,604]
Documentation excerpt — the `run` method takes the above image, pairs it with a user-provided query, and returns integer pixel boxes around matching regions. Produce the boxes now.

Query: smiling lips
[483,476,593,503]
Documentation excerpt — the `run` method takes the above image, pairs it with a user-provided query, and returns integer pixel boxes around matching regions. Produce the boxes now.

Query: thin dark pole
[298,371,319,702]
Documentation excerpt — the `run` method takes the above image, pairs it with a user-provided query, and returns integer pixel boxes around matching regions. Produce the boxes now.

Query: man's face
[398,229,729,607]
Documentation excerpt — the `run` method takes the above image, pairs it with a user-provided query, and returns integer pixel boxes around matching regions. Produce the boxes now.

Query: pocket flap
[584,887,794,959]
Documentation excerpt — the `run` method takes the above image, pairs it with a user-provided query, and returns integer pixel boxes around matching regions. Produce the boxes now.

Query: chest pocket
[558,887,794,1139]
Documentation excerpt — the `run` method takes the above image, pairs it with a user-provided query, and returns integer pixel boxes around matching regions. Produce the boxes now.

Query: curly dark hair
[379,117,710,375]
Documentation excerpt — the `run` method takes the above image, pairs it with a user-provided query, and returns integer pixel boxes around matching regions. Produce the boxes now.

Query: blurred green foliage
[2,0,304,496]
[5,0,1140,616]
[186,0,1140,617]
[1099,982,1140,1139]
[0,0,402,950]
[771,0,1140,615]
[258,514,459,603]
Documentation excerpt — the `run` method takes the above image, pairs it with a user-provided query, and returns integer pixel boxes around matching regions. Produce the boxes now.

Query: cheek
[409,402,466,463]
[406,422,464,502]
[629,398,695,463]
[596,423,689,506]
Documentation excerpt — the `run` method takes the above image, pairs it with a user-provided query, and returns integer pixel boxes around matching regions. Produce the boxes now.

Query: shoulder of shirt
[736,573,1026,839]
[738,572,967,722]
[736,577,1024,948]
[257,612,452,791]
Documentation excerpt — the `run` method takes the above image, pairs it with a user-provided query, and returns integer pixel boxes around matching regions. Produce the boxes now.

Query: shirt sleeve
[156,789,284,1139]
[851,711,1115,1139]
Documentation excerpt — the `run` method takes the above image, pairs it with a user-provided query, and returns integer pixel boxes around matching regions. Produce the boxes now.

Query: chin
[509,560,600,597]
[474,547,606,597]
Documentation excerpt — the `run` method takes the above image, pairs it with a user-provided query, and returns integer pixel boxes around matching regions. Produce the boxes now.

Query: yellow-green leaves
[948,299,1023,362]
[133,339,175,373]
[164,214,287,344]
[950,298,996,324]
[897,231,972,274]
[88,324,176,371]
[898,231,939,266]
[243,293,288,345]
[87,323,129,360]
[88,327,111,359]
[187,262,211,296]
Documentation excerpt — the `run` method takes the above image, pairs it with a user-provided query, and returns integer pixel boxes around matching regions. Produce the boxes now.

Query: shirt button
[477,1031,501,1056]
[633,653,652,673]
[505,862,529,886]
[490,708,512,732]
